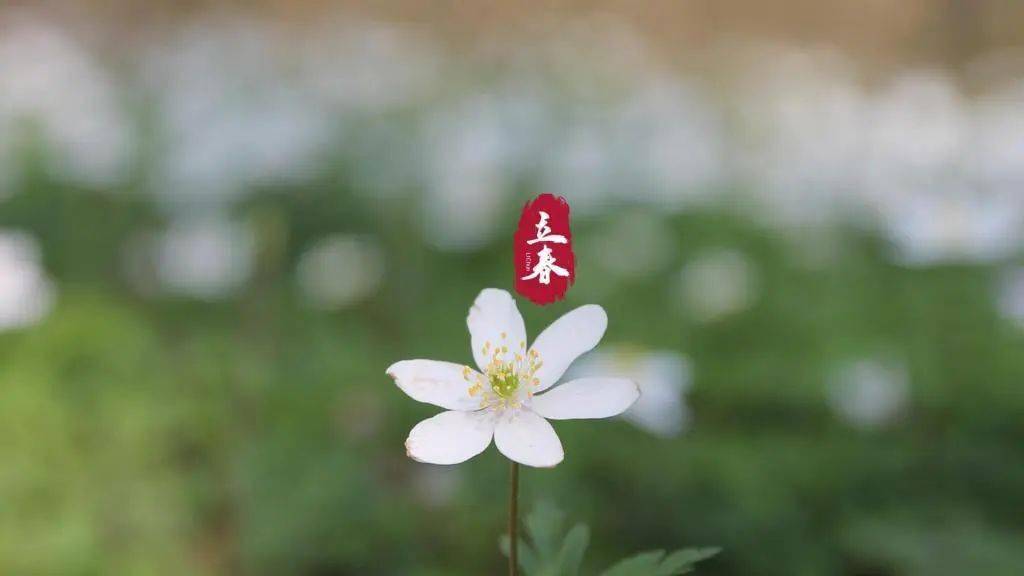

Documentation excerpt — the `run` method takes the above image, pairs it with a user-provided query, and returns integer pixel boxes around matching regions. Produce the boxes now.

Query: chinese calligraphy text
[514,194,575,305]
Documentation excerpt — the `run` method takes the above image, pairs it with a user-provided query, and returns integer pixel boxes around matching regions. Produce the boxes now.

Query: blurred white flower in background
[875,190,1024,266]
[151,217,255,300]
[142,18,329,210]
[297,21,446,200]
[674,249,759,322]
[0,10,1019,272]
[611,77,726,211]
[827,358,909,430]
[864,72,968,191]
[737,48,867,228]
[297,235,385,310]
[0,231,55,331]
[860,74,1024,266]
[539,61,724,215]
[541,118,615,216]
[587,211,676,280]
[997,267,1024,327]
[0,17,133,191]
[508,21,726,217]
[418,96,518,252]
[968,81,1024,192]
[569,347,692,437]
[299,21,444,114]
[533,17,660,108]
[858,72,1003,265]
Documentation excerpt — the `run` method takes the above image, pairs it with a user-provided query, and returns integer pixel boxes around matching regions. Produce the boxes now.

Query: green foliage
[503,506,719,576]
[601,549,721,576]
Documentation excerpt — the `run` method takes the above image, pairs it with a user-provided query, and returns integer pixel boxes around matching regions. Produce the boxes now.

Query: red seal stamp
[514,194,575,305]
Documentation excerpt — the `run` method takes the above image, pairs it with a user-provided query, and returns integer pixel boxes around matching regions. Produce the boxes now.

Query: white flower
[611,76,725,211]
[153,217,255,300]
[736,47,866,228]
[568,346,691,438]
[298,19,444,114]
[674,249,758,322]
[827,358,909,430]
[997,267,1024,327]
[874,190,1024,266]
[296,235,385,310]
[142,18,329,208]
[418,96,516,252]
[0,231,55,331]
[388,288,639,468]
[0,18,133,189]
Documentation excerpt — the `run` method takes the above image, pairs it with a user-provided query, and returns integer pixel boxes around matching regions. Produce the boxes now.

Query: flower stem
[508,459,519,576]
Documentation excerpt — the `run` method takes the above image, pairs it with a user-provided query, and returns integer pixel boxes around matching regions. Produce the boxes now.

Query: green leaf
[499,534,540,574]
[501,503,590,576]
[554,524,590,576]
[503,505,718,576]
[657,548,721,575]
[601,550,667,576]
[524,504,566,560]
[601,547,720,576]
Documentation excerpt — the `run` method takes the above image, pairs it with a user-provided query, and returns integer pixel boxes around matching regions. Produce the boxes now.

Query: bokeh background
[2,1,1024,574]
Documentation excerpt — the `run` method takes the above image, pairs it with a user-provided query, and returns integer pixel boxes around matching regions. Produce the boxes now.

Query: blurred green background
[1,1,1024,575]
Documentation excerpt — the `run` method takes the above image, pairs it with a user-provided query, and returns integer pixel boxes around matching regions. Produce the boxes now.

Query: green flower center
[489,365,520,399]
[463,338,542,410]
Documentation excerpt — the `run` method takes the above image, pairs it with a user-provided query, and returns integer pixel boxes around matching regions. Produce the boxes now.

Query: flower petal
[405,410,495,465]
[494,410,564,468]
[531,378,640,420]
[528,305,607,392]
[467,288,527,371]
[387,360,479,411]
